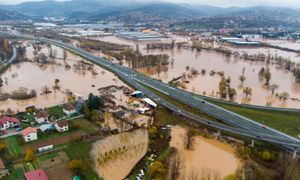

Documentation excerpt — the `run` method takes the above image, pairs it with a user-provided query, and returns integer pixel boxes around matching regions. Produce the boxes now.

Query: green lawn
[3,167,24,180]
[38,152,59,162]
[64,141,100,179]
[37,129,77,142]
[143,82,300,138]
[64,141,93,160]
[24,162,37,172]
[71,118,99,135]
[214,102,300,138]
[46,105,66,119]
[3,136,22,156]
[154,106,186,126]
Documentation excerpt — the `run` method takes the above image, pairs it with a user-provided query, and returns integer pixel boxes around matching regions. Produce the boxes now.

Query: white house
[63,104,76,115]
[35,112,49,124]
[21,127,38,142]
[0,116,20,130]
[54,120,69,132]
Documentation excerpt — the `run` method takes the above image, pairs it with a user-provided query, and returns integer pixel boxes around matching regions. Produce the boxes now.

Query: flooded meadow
[170,126,240,179]
[0,42,127,112]
[96,35,300,108]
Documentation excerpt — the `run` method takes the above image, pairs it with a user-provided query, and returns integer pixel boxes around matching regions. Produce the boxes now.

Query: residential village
[0,84,158,180]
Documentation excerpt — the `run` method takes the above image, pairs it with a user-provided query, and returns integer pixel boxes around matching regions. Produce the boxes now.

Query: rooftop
[35,111,49,118]
[21,127,37,136]
[63,103,76,111]
[55,120,68,128]
[24,169,48,180]
[0,116,20,125]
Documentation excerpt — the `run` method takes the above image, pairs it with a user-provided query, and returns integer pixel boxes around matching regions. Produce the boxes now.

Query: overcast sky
[0,0,299,8]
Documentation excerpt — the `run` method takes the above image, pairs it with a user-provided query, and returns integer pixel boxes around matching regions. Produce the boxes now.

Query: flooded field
[0,42,126,112]
[87,35,300,108]
[91,129,148,180]
[226,45,300,63]
[257,38,300,51]
[170,126,240,179]
[131,48,300,108]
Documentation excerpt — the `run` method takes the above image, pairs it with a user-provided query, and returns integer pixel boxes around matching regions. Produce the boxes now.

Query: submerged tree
[269,84,279,95]
[228,88,237,100]
[168,151,184,180]
[243,87,252,98]
[264,68,272,85]
[279,92,289,102]
[239,75,246,85]
[184,127,197,149]
[41,85,51,94]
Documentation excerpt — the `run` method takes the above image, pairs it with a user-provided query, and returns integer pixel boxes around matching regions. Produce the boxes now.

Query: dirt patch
[22,131,84,151]
[38,152,73,180]
[46,163,73,180]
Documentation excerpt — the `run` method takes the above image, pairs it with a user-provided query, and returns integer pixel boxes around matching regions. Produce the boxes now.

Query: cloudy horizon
[0,0,299,8]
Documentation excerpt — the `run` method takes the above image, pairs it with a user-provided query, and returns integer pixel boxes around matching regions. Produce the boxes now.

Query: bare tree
[41,85,51,94]
[168,151,184,180]
[269,84,279,95]
[277,152,299,180]
[188,169,199,180]
[184,127,197,149]
[48,45,57,61]
[63,49,68,60]
[201,167,221,180]
[279,92,289,103]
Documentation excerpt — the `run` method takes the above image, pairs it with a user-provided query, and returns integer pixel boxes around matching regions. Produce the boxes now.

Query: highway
[2,32,300,154]
[0,47,17,66]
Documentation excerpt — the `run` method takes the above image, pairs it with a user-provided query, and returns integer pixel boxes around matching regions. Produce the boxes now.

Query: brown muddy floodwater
[0,42,126,112]
[136,48,300,108]
[91,129,148,180]
[89,35,300,108]
[254,38,300,51]
[170,126,240,179]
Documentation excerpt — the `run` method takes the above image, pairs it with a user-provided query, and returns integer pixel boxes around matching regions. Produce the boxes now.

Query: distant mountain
[179,6,300,29]
[88,3,205,21]
[1,0,300,25]
[0,0,146,18]
[0,8,27,21]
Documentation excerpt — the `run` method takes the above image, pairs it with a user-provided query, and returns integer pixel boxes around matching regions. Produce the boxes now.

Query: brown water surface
[170,126,240,179]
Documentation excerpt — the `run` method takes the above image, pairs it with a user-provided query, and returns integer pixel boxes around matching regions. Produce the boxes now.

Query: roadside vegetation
[212,101,300,138]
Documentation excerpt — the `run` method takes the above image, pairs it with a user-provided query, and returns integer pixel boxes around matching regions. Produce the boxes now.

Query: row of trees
[0,38,12,61]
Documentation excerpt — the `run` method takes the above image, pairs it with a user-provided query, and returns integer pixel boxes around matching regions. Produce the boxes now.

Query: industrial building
[117,32,161,41]
[219,36,261,46]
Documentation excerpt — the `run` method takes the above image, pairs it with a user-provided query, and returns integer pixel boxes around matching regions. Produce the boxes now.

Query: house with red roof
[0,116,20,130]
[25,169,48,180]
[22,127,38,142]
